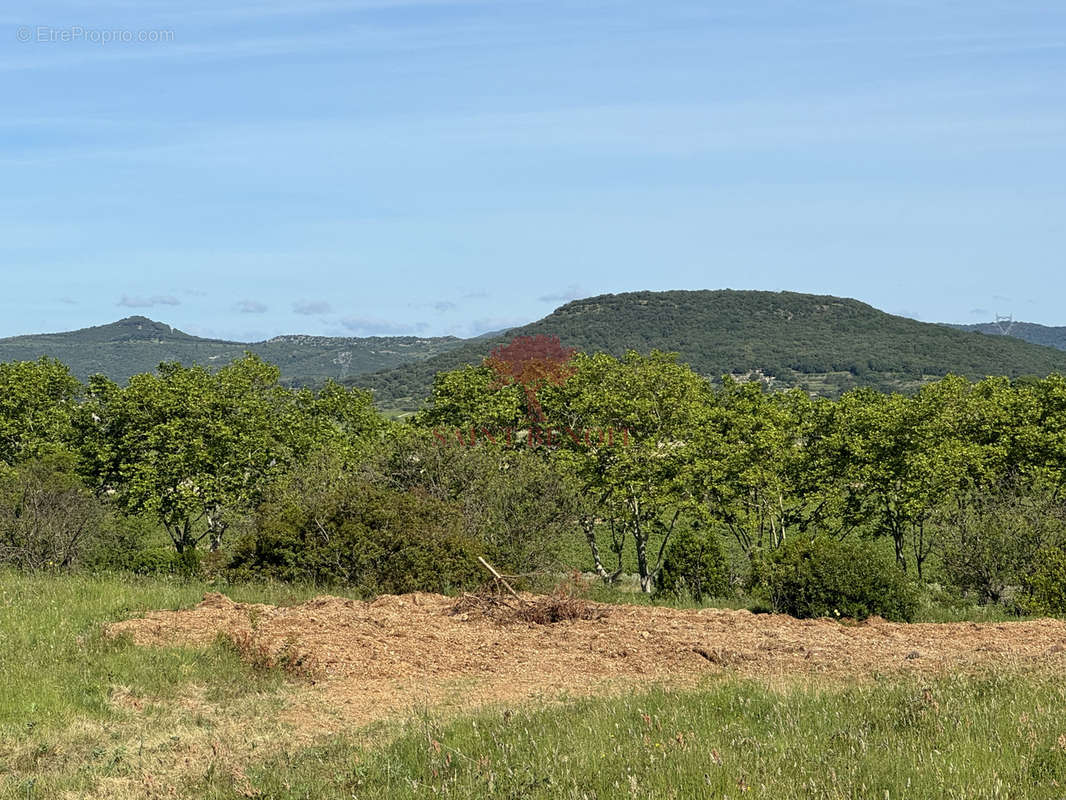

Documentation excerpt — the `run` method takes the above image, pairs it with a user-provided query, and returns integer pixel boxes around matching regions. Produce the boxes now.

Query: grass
[0,570,361,799]
[3,571,1065,799]
[190,674,1066,800]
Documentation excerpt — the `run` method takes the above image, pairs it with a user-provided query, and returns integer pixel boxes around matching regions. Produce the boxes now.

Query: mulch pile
[108,592,1066,725]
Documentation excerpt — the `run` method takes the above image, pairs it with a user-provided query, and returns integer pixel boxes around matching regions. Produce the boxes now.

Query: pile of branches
[449,558,606,625]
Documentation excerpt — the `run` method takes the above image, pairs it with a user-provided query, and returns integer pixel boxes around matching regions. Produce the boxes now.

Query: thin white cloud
[292,300,332,315]
[236,299,268,313]
[537,284,586,303]
[117,294,180,308]
[340,316,426,335]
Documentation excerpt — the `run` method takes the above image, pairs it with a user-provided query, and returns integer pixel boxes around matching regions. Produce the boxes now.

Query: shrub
[936,487,1064,604]
[376,433,581,575]
[229,456,483,593]
[757,536,919,622]
[1024,547,1066,615]
[0,456,107,570]
[656,525,730,601]
[80,513,160,572]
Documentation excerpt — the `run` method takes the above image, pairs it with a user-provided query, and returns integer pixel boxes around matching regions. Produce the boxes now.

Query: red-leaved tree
[485,335,577,423]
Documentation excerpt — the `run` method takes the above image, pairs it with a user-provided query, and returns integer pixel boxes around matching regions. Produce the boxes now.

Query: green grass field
[2,571,1064,799]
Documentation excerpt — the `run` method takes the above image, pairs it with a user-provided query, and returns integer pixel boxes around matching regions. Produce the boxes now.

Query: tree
[0,358,80,466]
[548,351,712,592]
[79,356,302,553]
[417,364,524,435]
[936,482,1065,604]
[485,335,577,423]
[829,378,1005,577]
[688,379,841,555]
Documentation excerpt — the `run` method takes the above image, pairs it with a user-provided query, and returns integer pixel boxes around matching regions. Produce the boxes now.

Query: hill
[349,290,1066,410]
[0,316,465,385]
[949,321,1066,352]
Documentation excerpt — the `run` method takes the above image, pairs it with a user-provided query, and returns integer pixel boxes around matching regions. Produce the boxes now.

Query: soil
[107,592,1066,727]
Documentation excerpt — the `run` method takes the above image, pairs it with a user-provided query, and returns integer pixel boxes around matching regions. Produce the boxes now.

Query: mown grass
[193,674,1066,800]
[3,571,1065,799]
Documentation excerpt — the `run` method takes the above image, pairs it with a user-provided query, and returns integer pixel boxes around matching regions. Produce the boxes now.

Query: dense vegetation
[5,341,1066,798]
[5,333,1066,618]
[352,290,1066,409]
[0,316,464,385]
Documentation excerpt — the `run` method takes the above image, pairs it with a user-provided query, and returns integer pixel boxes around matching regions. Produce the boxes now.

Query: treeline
[0,355,579,595]
[421,345,1066,616]
[4,345,1066,621]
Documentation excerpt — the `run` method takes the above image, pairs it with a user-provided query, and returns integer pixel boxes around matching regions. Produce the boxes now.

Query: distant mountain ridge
[948,321,1066,352]
[345,290,1066,410]
[6,294,1066,410]
[0,316,465,385]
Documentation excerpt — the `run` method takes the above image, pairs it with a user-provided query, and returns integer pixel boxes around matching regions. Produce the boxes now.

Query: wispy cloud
[537,284,586,304]
[340,316,426,335]
[434,300,457,312]
[117,294,180,308]
[236,299,268,313]
[292,300,332,315]
[970,307,990,317]
[58,297,77,305]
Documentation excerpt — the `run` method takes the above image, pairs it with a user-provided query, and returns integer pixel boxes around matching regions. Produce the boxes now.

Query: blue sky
[2,1,1064,341]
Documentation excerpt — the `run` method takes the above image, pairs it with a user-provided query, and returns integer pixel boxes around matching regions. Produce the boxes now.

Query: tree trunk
[635,529,652,593]
[581,516,610,580]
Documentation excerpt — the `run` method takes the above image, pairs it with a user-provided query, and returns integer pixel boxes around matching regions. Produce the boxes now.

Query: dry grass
[220,630,321,680]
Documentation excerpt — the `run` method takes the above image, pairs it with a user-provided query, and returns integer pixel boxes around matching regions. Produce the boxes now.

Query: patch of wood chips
[107,592,1066,728]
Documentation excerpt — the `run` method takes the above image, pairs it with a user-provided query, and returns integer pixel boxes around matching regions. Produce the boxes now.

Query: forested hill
[350,290,1066,409]
[949,321,1066,352]
[0,316,464,385]
[7,295,1066,404]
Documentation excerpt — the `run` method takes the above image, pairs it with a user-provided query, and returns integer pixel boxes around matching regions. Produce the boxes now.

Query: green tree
[830,377,1006,576]
[689,379,841,555]
[417,364,524,439]
[0,358,81,466]
[548,351,712,592]
[79,356,304,553]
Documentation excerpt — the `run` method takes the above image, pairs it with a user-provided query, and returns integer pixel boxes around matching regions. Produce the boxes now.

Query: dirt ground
[108,592,1066,728]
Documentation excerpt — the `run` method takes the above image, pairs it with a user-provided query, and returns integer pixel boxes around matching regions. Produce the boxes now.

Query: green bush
[656,525,730,600]
[127,547,181,575]
[229,456,483,593]
[1024,547,1066,615]
[757,535,919,622]
[376,433,581,575]
[936,487,1063,604]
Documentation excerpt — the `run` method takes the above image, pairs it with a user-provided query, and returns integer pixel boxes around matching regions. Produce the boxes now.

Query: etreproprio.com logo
[17,25,175,44]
